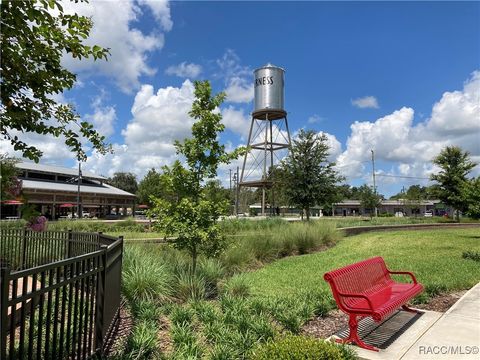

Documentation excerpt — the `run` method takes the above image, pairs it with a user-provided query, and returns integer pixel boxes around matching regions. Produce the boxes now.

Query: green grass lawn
[241,228,480,301]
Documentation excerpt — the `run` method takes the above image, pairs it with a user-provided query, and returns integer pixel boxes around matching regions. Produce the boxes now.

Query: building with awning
[0,162,136,219]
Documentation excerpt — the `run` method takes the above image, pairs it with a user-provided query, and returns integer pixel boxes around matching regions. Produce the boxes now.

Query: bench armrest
[337,291,374,312]
[388,270,418,284]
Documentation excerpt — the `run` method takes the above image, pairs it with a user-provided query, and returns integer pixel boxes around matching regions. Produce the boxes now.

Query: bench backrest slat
[324,257,391,297]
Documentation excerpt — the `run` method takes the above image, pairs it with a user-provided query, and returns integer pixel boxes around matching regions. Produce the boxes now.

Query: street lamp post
[77,162,82,219]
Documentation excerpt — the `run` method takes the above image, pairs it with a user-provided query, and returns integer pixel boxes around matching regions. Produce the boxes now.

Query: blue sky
[3,0,479,197]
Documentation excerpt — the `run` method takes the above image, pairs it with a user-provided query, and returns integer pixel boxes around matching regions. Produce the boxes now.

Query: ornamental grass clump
[221,274,251,298]
[126,320,159,359]
[122,246,172,304]
[174,270,207,302]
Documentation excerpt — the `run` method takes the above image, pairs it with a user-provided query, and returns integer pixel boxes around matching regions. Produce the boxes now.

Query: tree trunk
[456,209,460,222]
[306,206,310,221]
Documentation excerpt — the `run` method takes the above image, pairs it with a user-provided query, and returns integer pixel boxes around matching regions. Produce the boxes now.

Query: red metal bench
[324,256,423,351]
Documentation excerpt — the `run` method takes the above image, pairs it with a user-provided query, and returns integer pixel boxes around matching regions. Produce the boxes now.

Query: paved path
[401,282,480,360]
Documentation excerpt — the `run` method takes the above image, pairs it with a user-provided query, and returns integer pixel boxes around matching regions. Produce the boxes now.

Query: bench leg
[402,304,421,313]
[335,314,379,352]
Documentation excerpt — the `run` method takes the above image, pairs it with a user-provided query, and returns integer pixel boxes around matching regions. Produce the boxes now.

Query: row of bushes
[0,218,147,232]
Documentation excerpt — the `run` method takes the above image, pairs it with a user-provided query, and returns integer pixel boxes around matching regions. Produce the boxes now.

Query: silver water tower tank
[253,64,285,113]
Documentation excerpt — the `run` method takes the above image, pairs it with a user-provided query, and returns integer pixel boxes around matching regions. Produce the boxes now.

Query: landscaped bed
[112,225,480,359]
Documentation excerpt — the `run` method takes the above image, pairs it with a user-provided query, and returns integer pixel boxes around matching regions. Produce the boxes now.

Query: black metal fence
[0,229,123,359]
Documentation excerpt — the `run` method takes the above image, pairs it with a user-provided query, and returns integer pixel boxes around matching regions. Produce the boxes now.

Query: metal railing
[0,229,123,359]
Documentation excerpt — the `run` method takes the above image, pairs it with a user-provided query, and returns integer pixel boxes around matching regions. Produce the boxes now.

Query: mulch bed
[104,291,468,355]
[104,306,134,357]
[302,290,467,340]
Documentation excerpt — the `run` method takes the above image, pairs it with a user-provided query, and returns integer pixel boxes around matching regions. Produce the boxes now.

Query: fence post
[0,267,11,360]
[94,245,108,355]
[22,229,28,269]
[67,229,73,258]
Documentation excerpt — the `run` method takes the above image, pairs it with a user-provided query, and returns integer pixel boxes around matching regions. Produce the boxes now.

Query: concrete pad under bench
[328,309,442,360]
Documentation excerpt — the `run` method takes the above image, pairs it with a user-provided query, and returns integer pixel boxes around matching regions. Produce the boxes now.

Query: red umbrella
[137,204,149,209]
[59,203,75,208]
[2,200,23,205]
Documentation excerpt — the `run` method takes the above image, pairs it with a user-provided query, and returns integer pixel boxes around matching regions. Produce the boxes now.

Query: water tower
[239,63,291,215]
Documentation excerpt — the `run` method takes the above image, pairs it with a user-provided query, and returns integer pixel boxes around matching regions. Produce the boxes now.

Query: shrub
[126,320,158,358]
[122,246,172,303]
[170,304,195,326]
[251,335,355,360]
[191,301,219,325]
[221,241,255,272]
[425,283,448,297]
[170,322,203,357]
[463,251,480,262]
[249,235,282,261]
[197,258,225,298]
[174,271,207,302]
[209,343,238,360]
[222,275,251,298]
[131,300,162,322]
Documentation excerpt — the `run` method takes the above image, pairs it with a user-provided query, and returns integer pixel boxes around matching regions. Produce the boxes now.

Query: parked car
[424,210,433,217]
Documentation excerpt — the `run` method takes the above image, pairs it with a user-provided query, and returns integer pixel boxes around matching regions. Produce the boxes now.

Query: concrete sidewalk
[349,282,480,360]
[401,282,480,359]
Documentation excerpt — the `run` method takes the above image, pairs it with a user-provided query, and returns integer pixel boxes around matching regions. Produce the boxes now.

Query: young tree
[107,172,138,194]
[431,146,477,221]
[1,0,111,162]
[279,130,343,221]
[149,81,243,273]
[358,184,382,218]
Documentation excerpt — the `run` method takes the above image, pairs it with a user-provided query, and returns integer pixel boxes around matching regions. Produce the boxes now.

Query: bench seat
[347,282,423,321]
[324,257,424,351]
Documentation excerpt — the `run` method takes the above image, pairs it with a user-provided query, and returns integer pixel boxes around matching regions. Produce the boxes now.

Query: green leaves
[1,0,111,162]
[149,80,241,273]
[431,146,477,219]
[279,129,343,220]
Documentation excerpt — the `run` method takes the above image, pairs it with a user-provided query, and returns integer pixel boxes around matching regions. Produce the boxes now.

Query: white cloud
[308,114,324,124]
[217,50,253,104]
[60,0,170,93]
[84,94,117,138]
[426,70,480,136]
[85,80,196,177]
[319,132,342,162]
[138,0,173,31]
[165,62,202,78]
[351,96,379,109]
[337,71,480,182]
[221,106,251,139]
[0,130,76,164]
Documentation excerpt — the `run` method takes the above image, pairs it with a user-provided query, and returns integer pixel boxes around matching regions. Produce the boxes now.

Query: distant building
[332,199,447,217]
[0,162,136,220]
[248,203,322,217]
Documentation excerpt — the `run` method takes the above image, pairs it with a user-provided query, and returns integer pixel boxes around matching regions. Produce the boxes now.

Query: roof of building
[17,162,106,180]
[335,199,440,206]
[22,179,136,198]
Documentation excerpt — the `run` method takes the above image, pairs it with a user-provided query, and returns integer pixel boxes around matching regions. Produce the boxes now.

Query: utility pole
[371,149,378,217]
[77,162,82,219]
[233,167,239,216]
[229,169,232,215]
